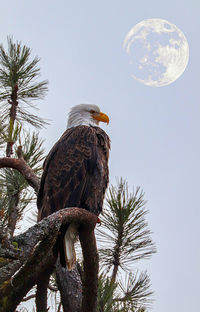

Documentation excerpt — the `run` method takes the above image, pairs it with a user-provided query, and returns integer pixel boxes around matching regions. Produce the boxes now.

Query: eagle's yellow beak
[92,112,109,124]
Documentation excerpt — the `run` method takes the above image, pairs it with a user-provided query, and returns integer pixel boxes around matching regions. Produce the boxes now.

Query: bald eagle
[37,104,110,269]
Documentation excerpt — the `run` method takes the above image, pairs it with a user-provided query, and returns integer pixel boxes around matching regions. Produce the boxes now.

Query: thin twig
[22,294,36,302]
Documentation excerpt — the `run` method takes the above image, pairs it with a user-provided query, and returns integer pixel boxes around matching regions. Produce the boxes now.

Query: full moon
[123,18,189,87]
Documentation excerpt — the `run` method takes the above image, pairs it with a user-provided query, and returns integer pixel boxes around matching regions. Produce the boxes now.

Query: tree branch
[0,229,57,312]
[6,84,18,157]
[0,157,40,192]
[56,261,82,312]
[36,266,54,312]
[79,221,99,312]
[7,191,20,238]
[0,208,99,312]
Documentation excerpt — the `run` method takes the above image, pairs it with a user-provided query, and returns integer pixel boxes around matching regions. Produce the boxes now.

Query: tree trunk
[56,260,82,312]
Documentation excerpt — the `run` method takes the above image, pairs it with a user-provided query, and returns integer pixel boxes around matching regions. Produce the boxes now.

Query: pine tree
[0,37,48,157]
[0,38,156,312]
[0,37,48,242]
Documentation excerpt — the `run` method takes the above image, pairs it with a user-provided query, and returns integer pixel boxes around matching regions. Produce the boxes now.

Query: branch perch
[0,208,99,312]
[79,222,99,312]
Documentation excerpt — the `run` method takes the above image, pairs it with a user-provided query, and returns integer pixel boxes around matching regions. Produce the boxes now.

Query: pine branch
[115,271,153,309]
[16,106,49,129]
[6,84,18,157]
[97,274,118,312]
[0,36,48,150]
[0,119,6,150]
[16,131,45,174]
[97,179,156,275]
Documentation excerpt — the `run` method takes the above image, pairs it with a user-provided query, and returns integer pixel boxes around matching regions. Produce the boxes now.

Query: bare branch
[79,221,99,312]
[0,157,40,192]
[36,268,53,312]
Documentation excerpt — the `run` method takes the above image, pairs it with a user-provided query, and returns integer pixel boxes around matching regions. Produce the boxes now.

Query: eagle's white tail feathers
[64,223,78,270]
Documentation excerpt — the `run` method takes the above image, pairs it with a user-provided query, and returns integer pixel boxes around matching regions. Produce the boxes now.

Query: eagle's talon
[97,217,101,225]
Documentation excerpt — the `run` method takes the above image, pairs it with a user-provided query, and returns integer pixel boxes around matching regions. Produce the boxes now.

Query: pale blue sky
[1,1,199,311]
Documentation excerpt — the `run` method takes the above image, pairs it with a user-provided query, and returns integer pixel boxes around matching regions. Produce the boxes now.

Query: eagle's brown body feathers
[37,125,110,219]
[37,125,110,268]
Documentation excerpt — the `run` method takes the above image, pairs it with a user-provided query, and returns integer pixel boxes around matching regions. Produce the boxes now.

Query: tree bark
[36,265,55,312]
[0,157,40,193]
[0,208,99,312]
[6,84,18,157]
[0,234,57,312]
[79,223,99,312]
[7,192,20,238]
[0,157,99,312]
[111,221,123,284]
[56,260,82,312]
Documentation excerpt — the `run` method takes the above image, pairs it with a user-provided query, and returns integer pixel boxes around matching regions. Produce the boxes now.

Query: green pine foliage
[98,180,155,270]
[0,131,45,235]
[97,274,118,312]
[0,36,48,128]
[96,179,156,311]
[0,37,47,236]
[18,130,46,173]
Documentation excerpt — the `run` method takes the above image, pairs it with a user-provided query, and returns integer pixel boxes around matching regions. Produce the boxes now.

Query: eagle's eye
[90,110,96,114]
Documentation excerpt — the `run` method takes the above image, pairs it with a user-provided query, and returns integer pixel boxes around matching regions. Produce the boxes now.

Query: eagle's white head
[67,104,109,128]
